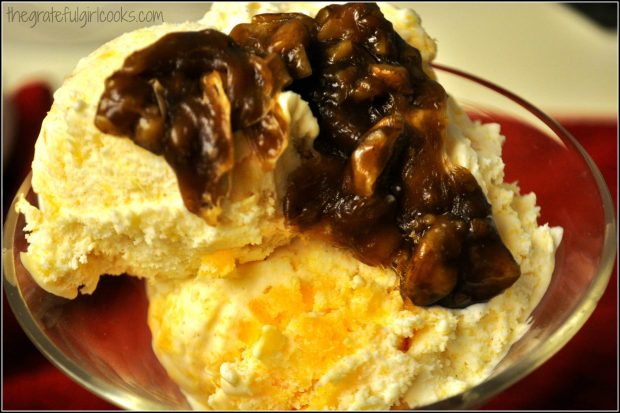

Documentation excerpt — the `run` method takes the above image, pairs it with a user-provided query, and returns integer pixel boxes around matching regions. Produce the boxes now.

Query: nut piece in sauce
[347,114,405,197]
[401,216,464,306]
[230,13,317,80]
[439,234,522,308]
[196,71,234,217]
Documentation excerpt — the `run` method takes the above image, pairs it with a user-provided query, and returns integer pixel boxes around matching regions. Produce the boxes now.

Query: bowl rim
[425,63,617,408]
[3,173,183,411]
[2,64,617,410]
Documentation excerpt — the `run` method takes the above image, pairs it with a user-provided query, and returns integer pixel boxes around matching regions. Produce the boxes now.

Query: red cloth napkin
[2,82,617,410]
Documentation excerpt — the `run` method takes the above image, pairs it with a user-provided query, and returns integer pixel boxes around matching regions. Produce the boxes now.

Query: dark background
[566,2,618,31]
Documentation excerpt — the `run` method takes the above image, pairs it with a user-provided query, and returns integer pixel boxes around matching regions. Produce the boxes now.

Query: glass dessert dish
[3,65,616,410]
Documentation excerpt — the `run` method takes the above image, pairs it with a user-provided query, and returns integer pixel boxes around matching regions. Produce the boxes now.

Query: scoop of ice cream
[147,213,561,410]
[14,2,437,301]
[16,21,319,299]
[147,236,416,410]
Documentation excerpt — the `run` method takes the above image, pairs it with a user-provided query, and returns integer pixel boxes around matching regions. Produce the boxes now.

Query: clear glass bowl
[3,65,616,410]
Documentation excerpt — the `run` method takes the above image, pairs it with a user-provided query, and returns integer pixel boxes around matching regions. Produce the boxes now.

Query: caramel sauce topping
[95,29,288,215]
[96,3,520,308]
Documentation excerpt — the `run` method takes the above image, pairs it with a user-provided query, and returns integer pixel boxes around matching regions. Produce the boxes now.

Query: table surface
[2,2,618,410]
